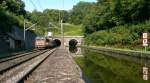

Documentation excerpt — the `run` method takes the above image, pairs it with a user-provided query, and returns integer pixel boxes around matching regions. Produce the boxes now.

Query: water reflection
[67,46,82,57]
[69,46,78,53]
[88,48,150,67]
[81,48,150,83]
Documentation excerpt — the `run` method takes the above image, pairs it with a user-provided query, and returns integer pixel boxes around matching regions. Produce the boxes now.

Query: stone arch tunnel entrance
[53,39,61,47]
[69,39,78,47]
[53,36,84,46]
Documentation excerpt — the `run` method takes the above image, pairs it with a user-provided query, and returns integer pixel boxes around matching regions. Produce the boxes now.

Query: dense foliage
[69,2,97,25]
[1,0,150,49]
[81,0,150,35]
[26,9,70,35]
[68,0,150,49]
[0,0,26,34]
[28,9,69,27]
[85,21,150,49]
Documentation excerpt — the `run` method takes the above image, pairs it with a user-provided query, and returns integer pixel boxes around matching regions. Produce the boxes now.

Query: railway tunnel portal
[53,36,84,47]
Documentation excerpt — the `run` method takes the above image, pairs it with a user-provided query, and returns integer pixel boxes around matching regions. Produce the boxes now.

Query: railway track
[0,49,41,63]
[0,48,56,83]
[0,49,47,74]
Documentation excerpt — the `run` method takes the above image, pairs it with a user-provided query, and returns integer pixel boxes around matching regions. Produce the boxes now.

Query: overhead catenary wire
[62,0,64,21]
[58,0,64,23]
[29,0,38,10]
[61,0,64,47]
[36,0,43,11]
[24,0,38,33]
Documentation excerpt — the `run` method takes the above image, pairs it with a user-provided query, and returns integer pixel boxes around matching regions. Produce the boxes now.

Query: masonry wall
[0,38,9,52]
[53,36,84,46]
[11,27,37,49]
[85,46,150,60]
[24,30,37,49]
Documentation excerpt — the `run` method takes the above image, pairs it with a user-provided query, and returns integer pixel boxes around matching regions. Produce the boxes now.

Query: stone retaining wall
[85,46,150,59]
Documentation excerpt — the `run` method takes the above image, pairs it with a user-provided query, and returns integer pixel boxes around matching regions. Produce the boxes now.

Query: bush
[85,19,150,50]
[0,10,24,34]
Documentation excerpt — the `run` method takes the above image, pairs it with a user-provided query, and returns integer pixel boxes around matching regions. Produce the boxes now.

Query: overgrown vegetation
[0,0,82,36]
[69,0,150,50]
[1,0,150,49]
[61,23,83,36]
[26,9,70,35]
[85,20,150,50]
[38,23,83,36]
[0,0,26,34]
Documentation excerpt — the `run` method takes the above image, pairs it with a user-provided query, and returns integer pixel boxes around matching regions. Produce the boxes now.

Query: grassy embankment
[47,23,83,36]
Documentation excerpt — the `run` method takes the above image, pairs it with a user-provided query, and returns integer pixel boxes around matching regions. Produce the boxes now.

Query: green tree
[0,0,26,16]
[69,1,96,25]
[0,0,26,34]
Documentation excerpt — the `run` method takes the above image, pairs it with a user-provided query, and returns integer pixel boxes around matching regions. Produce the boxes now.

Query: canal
[68,47,150,83]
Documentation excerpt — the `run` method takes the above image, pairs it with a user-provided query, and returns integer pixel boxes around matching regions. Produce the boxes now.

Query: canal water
[68,47,150,83]
[67,46,82,57]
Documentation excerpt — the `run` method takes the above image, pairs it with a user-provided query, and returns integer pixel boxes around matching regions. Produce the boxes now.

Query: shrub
[85,19,150,50]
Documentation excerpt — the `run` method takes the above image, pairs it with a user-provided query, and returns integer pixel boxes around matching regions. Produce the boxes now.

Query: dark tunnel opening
[53,39,61,47]
[69,39,78,47]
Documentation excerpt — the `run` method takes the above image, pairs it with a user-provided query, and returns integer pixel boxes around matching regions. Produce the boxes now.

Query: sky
[22,0,97,12]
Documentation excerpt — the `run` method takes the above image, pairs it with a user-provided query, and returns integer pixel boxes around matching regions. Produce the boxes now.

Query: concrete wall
[9,38,15,49]
[24,30,37,49]
[85,46,150,60]
[0,38,9,52]
[10,26,37,49]
[0,26,37,52]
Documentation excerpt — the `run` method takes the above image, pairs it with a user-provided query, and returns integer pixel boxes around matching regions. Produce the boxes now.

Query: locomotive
[35,36,61,49]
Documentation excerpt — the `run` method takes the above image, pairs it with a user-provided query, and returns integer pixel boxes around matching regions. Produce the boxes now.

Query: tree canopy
[78,0,150,35]
[0,0,26,34]
[1,0,150,50]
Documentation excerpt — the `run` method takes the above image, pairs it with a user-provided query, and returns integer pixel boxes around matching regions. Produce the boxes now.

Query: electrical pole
[24,19,26,41]
[23,19,36,49]
[61,20,64,48]
[24,19,26,49]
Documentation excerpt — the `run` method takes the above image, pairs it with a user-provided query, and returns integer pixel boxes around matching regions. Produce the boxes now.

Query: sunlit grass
[46,23,83,36]
[63,23,83,36]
